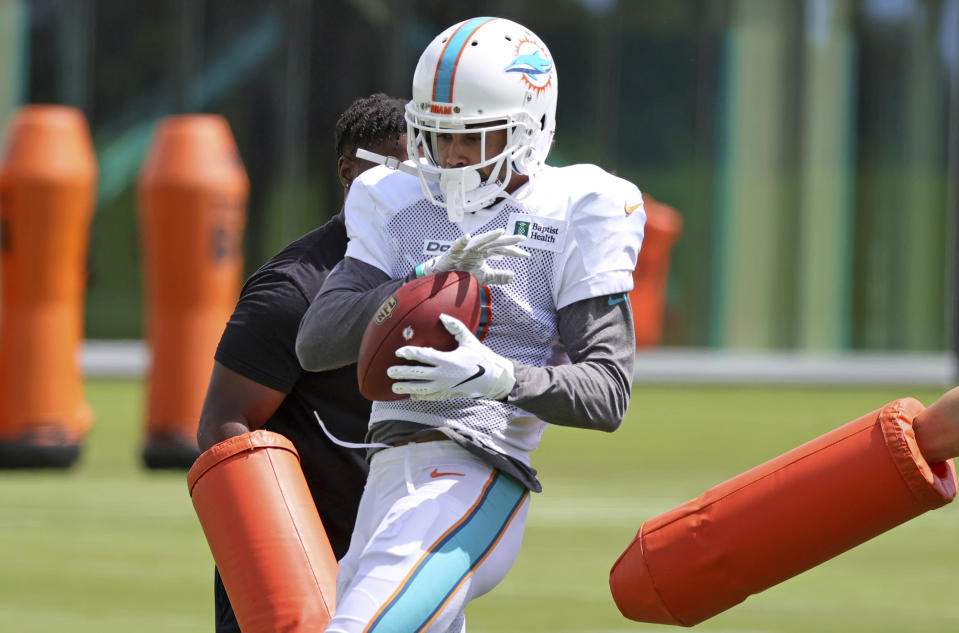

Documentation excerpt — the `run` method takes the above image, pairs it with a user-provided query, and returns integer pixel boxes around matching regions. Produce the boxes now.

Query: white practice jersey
[344,163,646,467]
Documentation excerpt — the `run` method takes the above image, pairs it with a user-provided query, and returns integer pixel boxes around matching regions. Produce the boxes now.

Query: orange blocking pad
[609,398,957,627]
[0,105,97,467]
[188,430,337,633]
[628,194,681,348]
[139,115,247,468]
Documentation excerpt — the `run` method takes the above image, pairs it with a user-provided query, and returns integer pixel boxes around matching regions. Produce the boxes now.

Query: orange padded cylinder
[188,431,337,633]
[628,195,681,348]
[138,115,247,468]
[0,105,97,467]
[609,398,957,627]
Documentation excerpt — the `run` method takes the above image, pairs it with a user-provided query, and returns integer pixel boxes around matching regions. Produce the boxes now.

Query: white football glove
[415,228,530,286]
[387,313,516,401]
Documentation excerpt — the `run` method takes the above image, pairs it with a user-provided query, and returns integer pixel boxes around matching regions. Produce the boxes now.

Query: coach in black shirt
[196,93,408,633]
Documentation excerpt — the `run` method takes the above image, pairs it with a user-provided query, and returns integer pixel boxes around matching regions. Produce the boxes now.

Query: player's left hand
[387,314,515,401]
[416,228,530,286]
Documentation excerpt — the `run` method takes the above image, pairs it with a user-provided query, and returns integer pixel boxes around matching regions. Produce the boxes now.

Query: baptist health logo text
[514,220,557,244]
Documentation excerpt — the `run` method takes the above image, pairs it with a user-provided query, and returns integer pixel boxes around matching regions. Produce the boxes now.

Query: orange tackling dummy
[610,395,957,626]
[188,431,337,633]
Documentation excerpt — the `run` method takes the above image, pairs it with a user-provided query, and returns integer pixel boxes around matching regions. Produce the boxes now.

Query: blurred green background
[1,3,957,631]
[1,0,956,352]
[0,380,955,632]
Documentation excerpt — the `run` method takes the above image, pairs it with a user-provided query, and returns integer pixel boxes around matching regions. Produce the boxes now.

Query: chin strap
[356,148,424,178]
[440,168,491,222]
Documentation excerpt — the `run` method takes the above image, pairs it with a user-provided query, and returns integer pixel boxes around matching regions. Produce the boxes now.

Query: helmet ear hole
[540,114,546,131]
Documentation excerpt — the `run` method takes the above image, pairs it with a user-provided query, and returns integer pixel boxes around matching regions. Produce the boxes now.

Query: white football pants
[325,440,530,633]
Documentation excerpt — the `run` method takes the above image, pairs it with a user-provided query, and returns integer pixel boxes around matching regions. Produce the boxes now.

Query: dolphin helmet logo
[504,38,554,95]
[504,50,552,76]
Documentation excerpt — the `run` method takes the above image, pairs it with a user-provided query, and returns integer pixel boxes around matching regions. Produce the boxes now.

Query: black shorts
[213,567,241,633]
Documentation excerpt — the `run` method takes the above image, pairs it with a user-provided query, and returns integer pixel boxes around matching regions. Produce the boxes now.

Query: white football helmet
[406,17,558,222]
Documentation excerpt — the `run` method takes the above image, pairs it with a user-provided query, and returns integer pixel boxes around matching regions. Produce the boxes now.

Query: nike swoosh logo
[624,201,642,215]
[608,294,628,306]
[430,468,465,478]
[452,364,485,388]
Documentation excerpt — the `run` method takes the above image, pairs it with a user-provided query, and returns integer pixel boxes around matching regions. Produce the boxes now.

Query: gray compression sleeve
[295,257,410,372]
[507,294,635,432]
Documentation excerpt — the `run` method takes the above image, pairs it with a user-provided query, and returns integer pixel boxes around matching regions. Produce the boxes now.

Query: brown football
[357,271,489,401]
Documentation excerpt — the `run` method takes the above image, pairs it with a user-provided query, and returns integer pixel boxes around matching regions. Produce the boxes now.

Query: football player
[296,17,646,633]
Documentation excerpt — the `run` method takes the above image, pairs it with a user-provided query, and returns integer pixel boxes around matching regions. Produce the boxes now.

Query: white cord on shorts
[313,411,391,450]
[314,411,424,494]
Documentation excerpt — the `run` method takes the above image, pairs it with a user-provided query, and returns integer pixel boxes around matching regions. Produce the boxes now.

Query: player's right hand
[415,228,530,286]
[388,313,516,401]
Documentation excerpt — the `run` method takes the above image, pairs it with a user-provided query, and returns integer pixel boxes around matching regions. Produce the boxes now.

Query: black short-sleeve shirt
[214,212,369,559]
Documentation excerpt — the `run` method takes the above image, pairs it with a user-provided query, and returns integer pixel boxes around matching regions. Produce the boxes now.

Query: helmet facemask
[406,102,538,222]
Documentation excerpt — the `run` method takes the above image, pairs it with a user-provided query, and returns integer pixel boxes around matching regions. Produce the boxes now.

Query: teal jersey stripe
[432,17,497,103]
[368,472,527,632]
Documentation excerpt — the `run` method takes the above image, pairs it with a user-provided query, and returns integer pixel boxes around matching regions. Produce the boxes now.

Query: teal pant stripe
[368,473,527,633]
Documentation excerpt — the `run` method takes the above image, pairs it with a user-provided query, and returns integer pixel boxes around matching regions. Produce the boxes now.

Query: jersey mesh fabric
[369,198,558,464]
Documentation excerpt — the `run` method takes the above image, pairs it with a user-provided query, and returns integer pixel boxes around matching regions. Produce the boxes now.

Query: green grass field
[1,380,956,632]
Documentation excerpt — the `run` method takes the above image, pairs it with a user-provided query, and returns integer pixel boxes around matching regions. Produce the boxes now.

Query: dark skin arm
[914,385,959,464]
[196,361,287,451]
